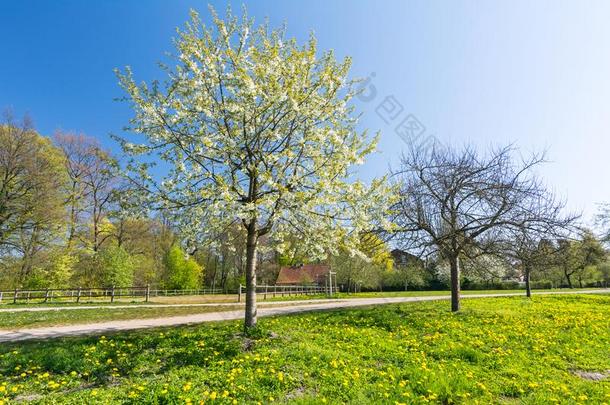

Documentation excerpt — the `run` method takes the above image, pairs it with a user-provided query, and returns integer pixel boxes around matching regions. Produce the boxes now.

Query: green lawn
[1,287,605,308]
[0,289,605,330]
[0,294,608,404]
[332,287,607,299]
[0,305,239,329]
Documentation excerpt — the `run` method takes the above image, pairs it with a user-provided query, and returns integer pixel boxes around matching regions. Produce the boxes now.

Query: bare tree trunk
[524,266,532,298]
[67,194,78,249]
[244,223,258,331]
[564,269,573,288]
[450,255,460,312]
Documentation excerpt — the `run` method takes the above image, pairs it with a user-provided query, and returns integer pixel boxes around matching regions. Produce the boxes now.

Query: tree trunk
[449,255,460,312]
[244,223,258,331]
[564,270,573,288]
[524,266,531,298]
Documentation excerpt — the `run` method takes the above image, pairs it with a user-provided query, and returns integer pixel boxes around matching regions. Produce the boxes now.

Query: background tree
[461,254,513,288]
[384,260,428,291]
[502,200,576,297]
[82,148,118,253]
[163,244,203,290]
[0,112,67,283]
[54,132,98,248]
[331,233,393,292]
[511,237,558,297]
[393,143,566,311]
[557,231,605,288]
[116,8,392,329]
[199,224,246,292]
[98,244,135,287]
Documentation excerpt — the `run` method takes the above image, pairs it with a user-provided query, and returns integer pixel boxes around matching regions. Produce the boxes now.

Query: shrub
[530,281,553,289]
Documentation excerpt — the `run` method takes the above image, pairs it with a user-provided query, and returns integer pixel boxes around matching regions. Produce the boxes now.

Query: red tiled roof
[276,264,330,285]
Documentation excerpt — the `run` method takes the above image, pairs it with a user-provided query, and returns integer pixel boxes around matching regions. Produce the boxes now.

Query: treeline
[333,232,610,293]
[0,114,325,290]
[3,112,610,292]
[0,114,207,289]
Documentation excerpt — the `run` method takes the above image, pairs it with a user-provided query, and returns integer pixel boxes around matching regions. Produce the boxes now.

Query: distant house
[391,249,423,267]
[275,264,330,286]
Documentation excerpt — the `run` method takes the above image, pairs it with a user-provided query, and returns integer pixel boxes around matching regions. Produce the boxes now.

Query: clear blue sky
[2,0,609,222]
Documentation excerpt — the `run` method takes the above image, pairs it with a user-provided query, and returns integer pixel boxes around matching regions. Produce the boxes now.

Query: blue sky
[1,0,609,222]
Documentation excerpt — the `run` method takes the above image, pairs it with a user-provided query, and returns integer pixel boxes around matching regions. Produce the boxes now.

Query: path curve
[0,289,607,343]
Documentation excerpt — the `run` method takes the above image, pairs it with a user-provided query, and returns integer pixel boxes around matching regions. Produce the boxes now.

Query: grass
[0,294,240,307]
[0,294,608,404]
[0,289,605,330]
[332,287,607,299]
[0,305,240,329]
[1,287,605,308]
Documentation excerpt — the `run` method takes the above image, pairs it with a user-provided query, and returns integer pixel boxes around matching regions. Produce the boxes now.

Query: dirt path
[0,289,606,343]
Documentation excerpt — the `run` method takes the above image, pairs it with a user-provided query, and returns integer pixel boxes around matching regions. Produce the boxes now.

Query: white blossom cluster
[116,7,395,258]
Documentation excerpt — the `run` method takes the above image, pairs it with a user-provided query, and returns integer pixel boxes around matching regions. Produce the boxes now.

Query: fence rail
[0,286,152,304]
[237,284,332,302]
[0,284,332,304]
[149,288,224,297]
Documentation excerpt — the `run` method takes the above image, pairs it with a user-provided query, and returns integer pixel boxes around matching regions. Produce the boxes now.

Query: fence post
[145,284,150,302]
[238,284,242,303]
[13,288,18,304]
[44,288,50,303]
[111,285,115,303]
[264,285,268,300]
[76,287,81,303]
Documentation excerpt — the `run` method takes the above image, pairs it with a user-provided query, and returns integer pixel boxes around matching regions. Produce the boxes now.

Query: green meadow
[0,294,608,404]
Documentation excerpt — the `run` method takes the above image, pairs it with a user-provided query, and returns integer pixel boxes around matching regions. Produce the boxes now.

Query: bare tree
[54,132,98,248]
[54,132,119,252]
[83,148,118,253]
[503,234,567,297]
[392,143,571,311]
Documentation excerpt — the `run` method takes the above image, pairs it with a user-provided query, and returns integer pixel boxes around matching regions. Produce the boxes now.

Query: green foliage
[384,261,428,290]
[0,305,243,329]
[331,234,394,291]
[0,295,608,403]
[557,231,607,287]
[98,245,135,287]
[116,5,394,271]
[163,245,203,290]
[0,120,68,285]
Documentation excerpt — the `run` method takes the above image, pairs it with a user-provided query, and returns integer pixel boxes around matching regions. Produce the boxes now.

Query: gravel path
[0,289,606,343]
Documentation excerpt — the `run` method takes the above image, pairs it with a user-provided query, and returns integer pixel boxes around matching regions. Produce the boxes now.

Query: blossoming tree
[116,8,393,330]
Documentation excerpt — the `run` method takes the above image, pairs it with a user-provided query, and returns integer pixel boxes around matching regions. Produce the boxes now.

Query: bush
[530,281,553,289]
[462,280,521,290]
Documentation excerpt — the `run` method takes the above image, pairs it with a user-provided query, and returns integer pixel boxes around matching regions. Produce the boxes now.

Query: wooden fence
[0,286,151,304]
[0,284,333,304]
[237,284,330,302]
[148,288,224,297]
